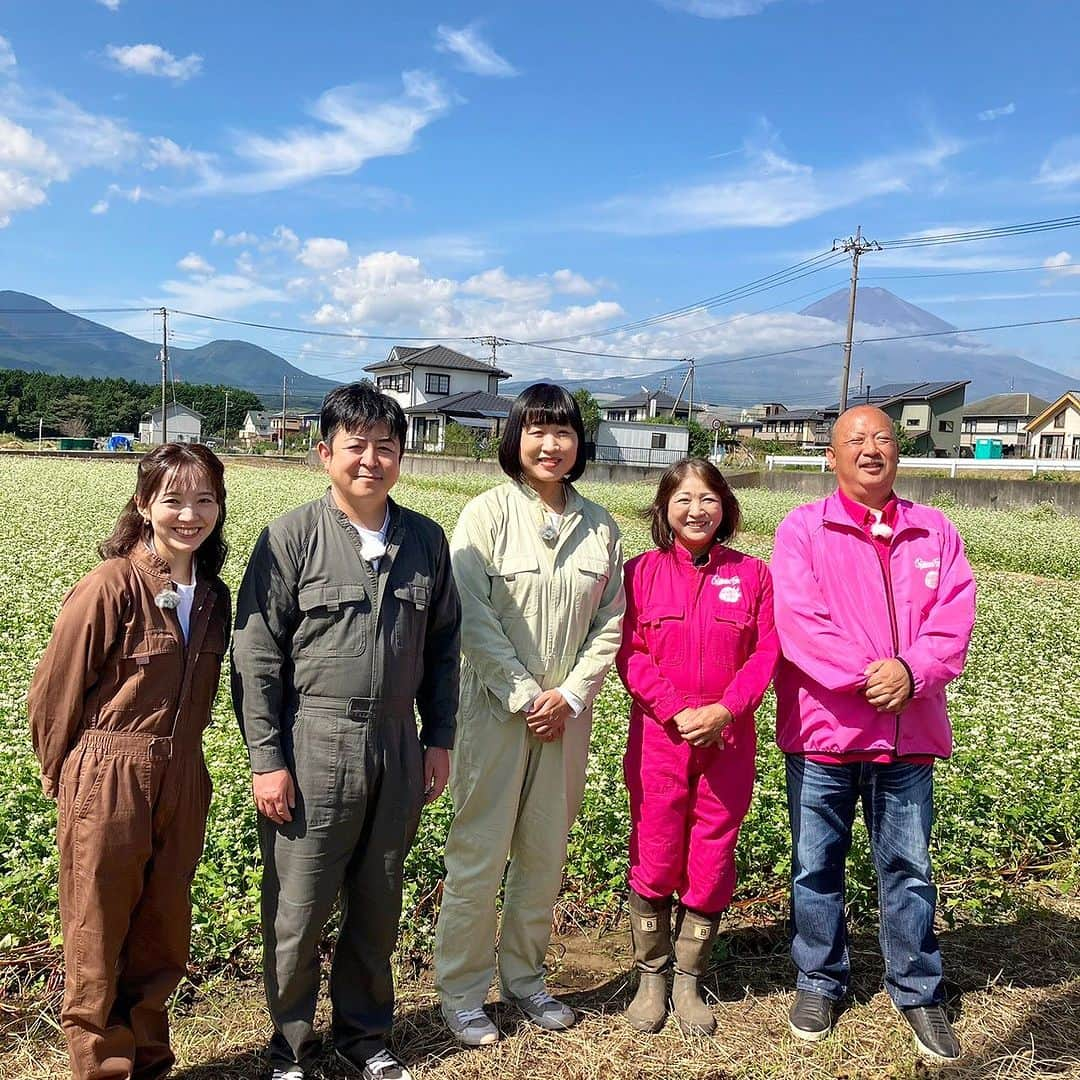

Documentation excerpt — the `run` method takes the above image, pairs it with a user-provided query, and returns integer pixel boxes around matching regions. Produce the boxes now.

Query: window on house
[1054,409,1066,427]
[377,373,410,392]
[426,373,450,395]
[997,419,1018,433]
[650,432,667,450]
[906,418,920,427]
[608,409,626,421]
[938,420,954,433]
[779,421,791,433]
[962,420,975,433]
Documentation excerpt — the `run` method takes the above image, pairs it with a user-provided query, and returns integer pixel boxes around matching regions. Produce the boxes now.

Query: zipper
[872,536,903,752]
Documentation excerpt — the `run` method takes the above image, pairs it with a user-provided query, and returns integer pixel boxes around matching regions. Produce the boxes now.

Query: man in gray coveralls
[232,382,461,1080]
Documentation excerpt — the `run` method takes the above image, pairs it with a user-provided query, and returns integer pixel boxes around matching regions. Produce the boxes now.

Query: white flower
[155,588,180,610]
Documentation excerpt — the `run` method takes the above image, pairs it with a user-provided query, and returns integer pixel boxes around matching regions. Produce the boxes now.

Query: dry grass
[2,887,1078,1080]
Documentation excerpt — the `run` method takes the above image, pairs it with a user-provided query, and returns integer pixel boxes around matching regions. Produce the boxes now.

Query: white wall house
[600,389,690,423]
[960,393,1051,456]
[364,345,510,451]
[595,419,689,467]
[139,402,203,445]
[1027,391,1080,459]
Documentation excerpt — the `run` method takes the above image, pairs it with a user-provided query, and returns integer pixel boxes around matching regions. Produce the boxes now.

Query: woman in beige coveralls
[29,444,231,1080]
[434,384,625,1045]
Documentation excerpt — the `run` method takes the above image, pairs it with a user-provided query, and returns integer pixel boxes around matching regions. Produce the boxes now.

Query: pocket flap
[712,606,753,628]
[393,583,431,610]
[643,602,685,624]
[487,554,540,579]
[577,557,610,578]
[122,630,177,659]
[298,583,367,613]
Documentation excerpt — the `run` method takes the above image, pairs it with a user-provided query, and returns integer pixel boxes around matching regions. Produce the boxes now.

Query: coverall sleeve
[719,561,780,720]
[231,526,301,774]
[416,530,462,749]
[450,502,544,716]
[770,511,876,692]
[560,527,626,710]
[899,521,976,698]
[27,570,126,798]
[615,559,686,724]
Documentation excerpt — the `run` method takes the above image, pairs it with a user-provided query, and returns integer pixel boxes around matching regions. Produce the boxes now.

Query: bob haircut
[99,443,228,578]
[498,383,588,484]
[321,380,407,456]
[648,457,741,551]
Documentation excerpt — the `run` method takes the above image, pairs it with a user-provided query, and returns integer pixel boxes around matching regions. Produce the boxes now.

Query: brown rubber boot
[671,904,720,1035]
[625,891,672,1033]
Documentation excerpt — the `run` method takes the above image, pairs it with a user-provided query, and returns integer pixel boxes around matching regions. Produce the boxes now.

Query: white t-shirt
[350,507,391,570]
[176,580,197,643]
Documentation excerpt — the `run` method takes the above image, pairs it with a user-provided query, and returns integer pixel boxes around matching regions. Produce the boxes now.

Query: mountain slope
[0,291,339,405]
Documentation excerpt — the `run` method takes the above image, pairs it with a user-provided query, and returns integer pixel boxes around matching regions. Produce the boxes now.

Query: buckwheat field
[1,456,1078,972]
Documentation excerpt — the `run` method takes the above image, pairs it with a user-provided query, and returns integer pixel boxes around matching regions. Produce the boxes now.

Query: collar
[323,490,399,535]
[129,542,174,580]
[668,538,730,570]
[513,479,580,518]
[835,487,898,530]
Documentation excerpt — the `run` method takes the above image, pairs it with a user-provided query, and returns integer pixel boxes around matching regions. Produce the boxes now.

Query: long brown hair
[648,457,741,551]
[99,444,228,577]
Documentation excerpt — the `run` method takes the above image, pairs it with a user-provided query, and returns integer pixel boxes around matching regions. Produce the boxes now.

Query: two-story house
[139,402,203,445]
[960,393,1051,456]
[1026,391,1080,459]
[364,345,512,451]
[599,389,691,423]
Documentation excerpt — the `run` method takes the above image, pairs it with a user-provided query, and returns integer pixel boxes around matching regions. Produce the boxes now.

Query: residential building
[1026,391,1080,460]
[960,393,1051,456]
[595,419,689,466]
[364,345,510,451]
[404,390,516,452]
[840,380,969,455]
[758,407,832,447]
[599,389,691,423]
[239,410,312,446]
[139,402,203,445]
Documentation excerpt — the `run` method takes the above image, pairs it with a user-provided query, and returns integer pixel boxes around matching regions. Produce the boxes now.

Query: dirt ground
[2,889,1078,1080]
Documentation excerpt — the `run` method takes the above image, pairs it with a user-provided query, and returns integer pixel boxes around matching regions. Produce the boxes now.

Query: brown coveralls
[28,546,230,1080]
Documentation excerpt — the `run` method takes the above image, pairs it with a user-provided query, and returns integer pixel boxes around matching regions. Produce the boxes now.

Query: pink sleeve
[615,560,685,724]
[719,561,779,719]
[770,511,875,692]
[899,521,975,698]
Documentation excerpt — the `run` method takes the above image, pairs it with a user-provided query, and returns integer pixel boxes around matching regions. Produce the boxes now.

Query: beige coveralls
[28,547,230,1080]
[434,481,624,1009]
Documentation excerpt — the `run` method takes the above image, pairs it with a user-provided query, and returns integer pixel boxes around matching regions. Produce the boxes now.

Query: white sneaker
[507,989,577,1031]
[442,1003,500,1046]
[336,1048,412,1080]
[270,1068,304,1080]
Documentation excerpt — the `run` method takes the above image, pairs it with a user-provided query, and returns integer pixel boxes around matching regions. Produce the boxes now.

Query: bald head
[825,405,898,509]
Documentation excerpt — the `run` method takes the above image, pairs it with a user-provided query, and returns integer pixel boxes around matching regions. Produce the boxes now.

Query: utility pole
[159,307,169,444]
[222,389,230,446]
[38,416,43,451]
[280,374,287,457]
[668,357,696,454]
[832,226,881,413]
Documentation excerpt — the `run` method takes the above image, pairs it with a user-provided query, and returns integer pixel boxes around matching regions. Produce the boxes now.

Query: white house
[599,389,691,423]
[1026,391,1080,459]
[960,393,1051,456]
[595,419,689,467]
[139,402,203,445]
[364,345,511,451]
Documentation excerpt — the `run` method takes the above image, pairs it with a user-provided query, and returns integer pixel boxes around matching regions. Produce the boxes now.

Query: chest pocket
[643,603,687,667]
[487,554,541,620]
[706,605,754,666]
[392,577,432,653]
[111,630,179,713]
[573,555,610,610]
[296,583,369,658]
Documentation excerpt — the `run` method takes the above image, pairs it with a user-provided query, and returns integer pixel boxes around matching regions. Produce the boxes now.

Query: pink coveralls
[617,543,778,915]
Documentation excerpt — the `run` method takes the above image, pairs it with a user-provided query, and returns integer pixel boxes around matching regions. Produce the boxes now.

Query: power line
[865,261,1079,282]
[877,214,1080,249]
[168,309,475,343]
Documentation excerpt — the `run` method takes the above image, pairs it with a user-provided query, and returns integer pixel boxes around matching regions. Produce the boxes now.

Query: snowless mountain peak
[800,287,957,334]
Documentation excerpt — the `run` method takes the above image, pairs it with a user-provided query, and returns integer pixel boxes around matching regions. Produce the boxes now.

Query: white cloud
[551,268,599,296]
[977,102,1015,122]
[0,34,16,72]
[0,116,64,175]
[435,25,518,77]
[0,169,48,227]
[177,252,214,276]
[106,43,203,82]
[96,0,122,9]
[157,273,286,317]
[212,228,259,247]
[596,128,964,234]
[90,199,109,214]
[1043,251,1080,277]
[298,236,351,270]
[144,135,215,174]
[267,224,300,252]
[1037,136,1080,187]
[658,0,782,17]
[461,267,552,304]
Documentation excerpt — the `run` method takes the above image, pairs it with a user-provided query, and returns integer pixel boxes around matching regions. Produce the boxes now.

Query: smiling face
[317,422,401,521]
[519,421,579,490]
[826,406,899,509]
[666,471,724,554]
[139,466,220,580]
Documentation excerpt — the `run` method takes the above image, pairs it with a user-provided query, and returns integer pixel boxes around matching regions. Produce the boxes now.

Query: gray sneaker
[506,989,577,1031]
[441,1003,500,1046]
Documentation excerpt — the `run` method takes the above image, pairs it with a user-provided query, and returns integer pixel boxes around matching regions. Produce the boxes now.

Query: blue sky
[1,0,1079,387]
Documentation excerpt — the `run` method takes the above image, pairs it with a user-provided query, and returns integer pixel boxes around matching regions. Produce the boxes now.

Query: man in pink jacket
[770,406,975,1062]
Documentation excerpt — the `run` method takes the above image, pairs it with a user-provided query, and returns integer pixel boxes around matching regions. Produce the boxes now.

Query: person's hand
[524,689,571,742]
[252,768,295,824]
[423,747,450,804]
[863,659,912,713]
[673,704,735,747]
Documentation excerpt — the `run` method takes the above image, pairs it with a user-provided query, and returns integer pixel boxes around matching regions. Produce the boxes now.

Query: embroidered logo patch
[924,570,939,588]
[712,574,742,603]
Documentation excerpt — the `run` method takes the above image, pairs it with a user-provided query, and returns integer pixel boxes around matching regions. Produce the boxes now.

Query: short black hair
[320,380,407,456]
[648,457,741,550]
[498,383,588,484]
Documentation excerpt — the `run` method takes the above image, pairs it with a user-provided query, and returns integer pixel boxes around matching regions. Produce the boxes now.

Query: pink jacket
[771,492,976,758]
[616,544,778,725]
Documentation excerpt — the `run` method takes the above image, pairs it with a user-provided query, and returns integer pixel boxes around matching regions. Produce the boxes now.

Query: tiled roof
[823,380,970,412]
[604,389,685,409]
[404,390,515,417]
[365,344,511,379]
[963,393,1051,418]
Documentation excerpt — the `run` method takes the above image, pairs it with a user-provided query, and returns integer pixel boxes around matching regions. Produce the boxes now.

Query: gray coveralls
[231,492,460,1069]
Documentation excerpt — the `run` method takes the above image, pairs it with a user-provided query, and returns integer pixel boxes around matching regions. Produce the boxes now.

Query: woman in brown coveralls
[28,443,231,1080]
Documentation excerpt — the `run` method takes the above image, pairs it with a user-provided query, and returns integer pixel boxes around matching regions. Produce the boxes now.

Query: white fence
[765,455,1080,477]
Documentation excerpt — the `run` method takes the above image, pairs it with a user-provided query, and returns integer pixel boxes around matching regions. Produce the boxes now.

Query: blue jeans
[785,754,942,1008]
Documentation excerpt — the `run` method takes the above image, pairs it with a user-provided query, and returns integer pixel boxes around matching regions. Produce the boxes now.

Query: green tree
[651,413,712,458]
[894,421,922,456]
[572,388,600,438]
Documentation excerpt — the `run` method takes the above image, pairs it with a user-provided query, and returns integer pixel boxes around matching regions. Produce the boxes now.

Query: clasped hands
[863,658,912,713]
[672,703,734,748]
[524,689,572,742]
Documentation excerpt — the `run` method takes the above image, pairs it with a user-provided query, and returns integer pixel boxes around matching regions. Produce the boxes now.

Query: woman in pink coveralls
[617,458,778,1035]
